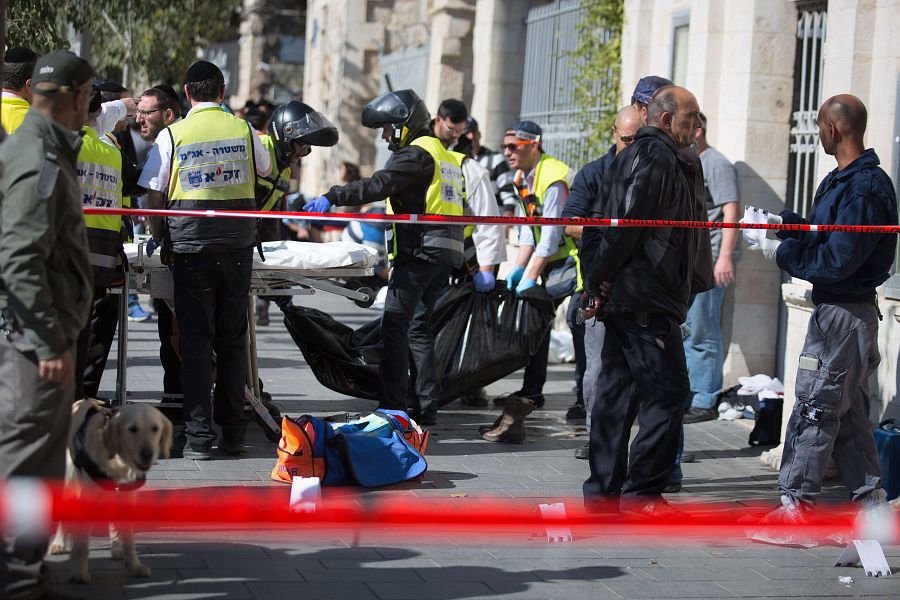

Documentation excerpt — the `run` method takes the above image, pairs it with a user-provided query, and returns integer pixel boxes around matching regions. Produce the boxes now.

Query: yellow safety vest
[385,135,465,266]
[164,106,258,251]
[520,154,582,291]
[257,133,291,212]
[1,95,29,134]
[77,126,124,275]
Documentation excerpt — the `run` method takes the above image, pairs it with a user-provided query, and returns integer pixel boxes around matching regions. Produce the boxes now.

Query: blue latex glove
[146,237,160,257]
[303,195,332,213]
[473,270,495,292]
[515,276,537,297]
[506,265,525,290]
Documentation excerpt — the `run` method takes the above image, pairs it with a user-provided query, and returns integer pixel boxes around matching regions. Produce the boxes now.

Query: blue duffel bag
[874,419,900,501]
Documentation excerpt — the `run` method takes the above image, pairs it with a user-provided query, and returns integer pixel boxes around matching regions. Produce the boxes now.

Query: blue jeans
[684,285,725,410]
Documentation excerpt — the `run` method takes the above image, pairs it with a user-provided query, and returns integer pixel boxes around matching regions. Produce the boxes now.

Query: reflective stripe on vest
[78,126,124,238]
[385,136,465,264]
[520,154,582,291]
[167,107,256,207]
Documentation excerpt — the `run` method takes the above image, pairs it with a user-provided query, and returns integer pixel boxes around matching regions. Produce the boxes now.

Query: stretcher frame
[112,241,375,421]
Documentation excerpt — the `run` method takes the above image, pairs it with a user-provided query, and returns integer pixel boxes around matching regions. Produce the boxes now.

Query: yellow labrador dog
[48,399,172,582]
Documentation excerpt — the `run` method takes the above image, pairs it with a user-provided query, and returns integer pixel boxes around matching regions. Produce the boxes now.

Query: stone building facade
[300,0,900,463]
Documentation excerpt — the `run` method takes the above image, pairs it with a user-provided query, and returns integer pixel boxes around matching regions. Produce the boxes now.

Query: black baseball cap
[505,120,542,141]
[31,50,93,95]
[631,75,673,105]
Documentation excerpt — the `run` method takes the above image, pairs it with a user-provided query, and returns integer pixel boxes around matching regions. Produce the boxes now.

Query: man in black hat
[141,60,271,460]
[0,49,95,600]
[1,47,39,134]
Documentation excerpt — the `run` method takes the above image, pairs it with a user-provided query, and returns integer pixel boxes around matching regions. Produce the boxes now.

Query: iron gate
[373,44,431,169]
[786,1,827,218]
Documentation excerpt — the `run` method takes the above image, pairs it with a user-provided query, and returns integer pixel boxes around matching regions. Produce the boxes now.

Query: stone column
[425,0,476,110]
[236,0,267,107]
[469,0,530,149]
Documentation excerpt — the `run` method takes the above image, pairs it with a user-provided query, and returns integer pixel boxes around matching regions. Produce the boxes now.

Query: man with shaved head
[746,94,897,541]
[580,86,713,516]
[561,104,641,458]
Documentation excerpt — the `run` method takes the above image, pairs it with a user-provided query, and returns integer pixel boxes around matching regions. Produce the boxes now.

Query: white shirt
[138,102,271,193]
[462,158,506,267]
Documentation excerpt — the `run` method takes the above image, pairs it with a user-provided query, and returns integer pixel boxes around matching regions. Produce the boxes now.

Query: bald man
[561,105,641,459]
[581,86,713,516]
[746,94,897,540]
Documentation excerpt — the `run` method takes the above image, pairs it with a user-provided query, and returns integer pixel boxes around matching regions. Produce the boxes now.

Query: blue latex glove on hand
[515,276,537,297]
[146,238,160,257]
[506,265,525,290]
[473,270,495,292]
[303,195,331,213]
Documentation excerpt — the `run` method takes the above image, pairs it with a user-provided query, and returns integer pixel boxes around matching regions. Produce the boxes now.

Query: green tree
[569,0,623,165]
[5,0,240,90]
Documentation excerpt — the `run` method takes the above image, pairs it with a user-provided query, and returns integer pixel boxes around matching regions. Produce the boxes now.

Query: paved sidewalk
[45,293,900,599]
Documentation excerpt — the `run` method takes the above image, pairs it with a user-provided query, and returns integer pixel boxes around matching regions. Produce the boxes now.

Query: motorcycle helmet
[361,89,431,151]
[267,100,339,166]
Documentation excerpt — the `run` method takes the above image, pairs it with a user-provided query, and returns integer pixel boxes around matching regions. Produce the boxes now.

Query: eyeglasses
[441,119,466,136]
[136,108,162,118]
[501,140,534,152]
[619,135,635,144]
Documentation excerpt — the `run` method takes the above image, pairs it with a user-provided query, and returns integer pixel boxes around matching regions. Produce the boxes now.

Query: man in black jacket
[303,90,465,425]
[581,86,713,516]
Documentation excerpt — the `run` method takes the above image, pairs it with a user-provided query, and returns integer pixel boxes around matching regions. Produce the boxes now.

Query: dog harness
[72,405,147,492]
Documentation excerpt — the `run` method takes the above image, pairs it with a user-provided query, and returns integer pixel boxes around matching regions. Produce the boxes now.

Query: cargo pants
[778,302,883,504]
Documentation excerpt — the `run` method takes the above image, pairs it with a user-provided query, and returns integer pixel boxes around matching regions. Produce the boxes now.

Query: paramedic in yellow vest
[302,89,464,425]
[498,120,578,412]
[253,100,339,326]
[74,86,140,400]
[1,47,38,135]
[141,61,271,460]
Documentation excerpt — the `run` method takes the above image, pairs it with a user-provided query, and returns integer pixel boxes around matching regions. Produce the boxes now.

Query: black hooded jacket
[580,126,714,322]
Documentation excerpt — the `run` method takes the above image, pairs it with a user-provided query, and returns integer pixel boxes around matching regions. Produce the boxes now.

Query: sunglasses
[501,140,534,152]
[619,135,635,144]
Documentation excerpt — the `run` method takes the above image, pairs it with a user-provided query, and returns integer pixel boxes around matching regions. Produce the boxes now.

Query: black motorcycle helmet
[267,100,339,166]
[361,89,431,152]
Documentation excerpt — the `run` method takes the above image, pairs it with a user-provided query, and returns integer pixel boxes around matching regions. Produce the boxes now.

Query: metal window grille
[373,44,431,169]
[786,2,827,218]
[520,0,611,170]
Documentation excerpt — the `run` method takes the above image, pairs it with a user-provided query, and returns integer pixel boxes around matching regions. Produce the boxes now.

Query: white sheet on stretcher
[124,240,378,270]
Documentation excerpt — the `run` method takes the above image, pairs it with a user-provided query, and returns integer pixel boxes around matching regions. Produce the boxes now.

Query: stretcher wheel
[257,402,282,442]
[354,287,376,309]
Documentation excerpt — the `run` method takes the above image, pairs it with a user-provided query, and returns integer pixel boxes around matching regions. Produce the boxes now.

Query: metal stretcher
[113,239,377,437]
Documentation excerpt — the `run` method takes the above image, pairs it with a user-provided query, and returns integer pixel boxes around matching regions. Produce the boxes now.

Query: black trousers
[379,255,450,416]
[565,292,586,405]
[583,313,689,503]
[172,250,252,449]
[154,298,183,396]
[75,286,120,400]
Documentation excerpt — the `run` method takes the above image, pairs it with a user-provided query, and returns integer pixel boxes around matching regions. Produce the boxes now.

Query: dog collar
[73,405,147,492]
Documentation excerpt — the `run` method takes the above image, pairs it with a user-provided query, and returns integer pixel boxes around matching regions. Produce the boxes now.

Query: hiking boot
[574,442,590,460]
[460,388,489,407]
[481,397,535,444]
[566,402,586,420]
[683,407,717,424]
[478,414,503,434]
[493,391,545,409]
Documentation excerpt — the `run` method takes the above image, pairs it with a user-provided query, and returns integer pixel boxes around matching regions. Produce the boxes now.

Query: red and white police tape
[1,480,897,544]
[82,206,900,235]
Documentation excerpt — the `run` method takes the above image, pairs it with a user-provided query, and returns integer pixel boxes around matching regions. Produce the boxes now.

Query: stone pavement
[45,292,900,599]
